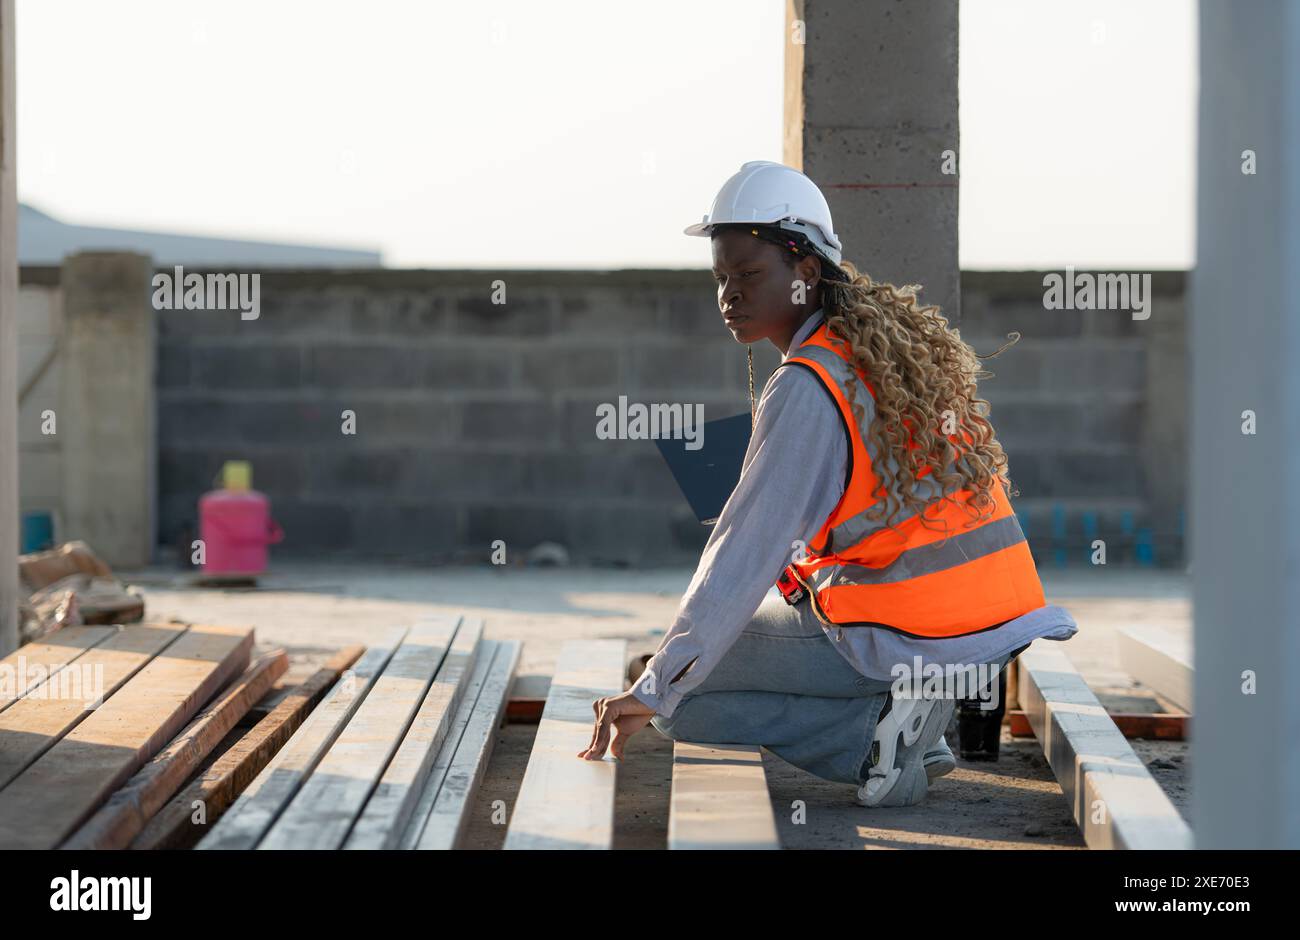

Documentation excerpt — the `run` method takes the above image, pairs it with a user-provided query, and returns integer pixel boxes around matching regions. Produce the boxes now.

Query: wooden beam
[504,639,625,850]
[1009,709,1188,741]
[0,624,252,849]
[0,623,187,790]
[132,645,363,850]
[198,628,406,850]
[344,617,483,849]
[413,639,521,850]
[258,617,460,850]
[61,649,288,849]
[669,742,780,850]
[1116,625,1193,712]
[0,625,118,714]
[397,638,504,849]
[1017,642,1191,850]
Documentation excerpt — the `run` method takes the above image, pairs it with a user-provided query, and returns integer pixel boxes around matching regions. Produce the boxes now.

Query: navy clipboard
[654,412,752,525]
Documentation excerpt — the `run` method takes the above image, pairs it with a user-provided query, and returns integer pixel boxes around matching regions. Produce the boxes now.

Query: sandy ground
[124,561,1190,849]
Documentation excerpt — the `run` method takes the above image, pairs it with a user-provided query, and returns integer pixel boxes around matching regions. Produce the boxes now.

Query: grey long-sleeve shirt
[629,307,1077,719]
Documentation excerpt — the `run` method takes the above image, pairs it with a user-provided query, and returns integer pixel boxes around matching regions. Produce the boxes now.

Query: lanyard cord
[748,346,757,431]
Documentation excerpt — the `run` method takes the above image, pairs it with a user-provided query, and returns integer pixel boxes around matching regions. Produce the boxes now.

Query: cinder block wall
[18,266,1187,568]
[153,270,770,567]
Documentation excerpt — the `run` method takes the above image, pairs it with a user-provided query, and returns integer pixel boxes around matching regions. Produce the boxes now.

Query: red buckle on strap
[776,565,806,605]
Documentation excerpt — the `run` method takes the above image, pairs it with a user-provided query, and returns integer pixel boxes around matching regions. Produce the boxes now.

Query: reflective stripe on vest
[779,322,1045,637]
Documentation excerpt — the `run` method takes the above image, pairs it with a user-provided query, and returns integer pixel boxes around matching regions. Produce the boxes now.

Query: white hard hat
[684,160,843,266]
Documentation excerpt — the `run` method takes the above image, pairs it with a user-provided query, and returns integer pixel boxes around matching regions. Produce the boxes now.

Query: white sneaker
[924,733,956,780]
[856,696,956,808]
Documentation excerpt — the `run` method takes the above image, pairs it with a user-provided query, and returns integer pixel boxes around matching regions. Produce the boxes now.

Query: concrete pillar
[784,0,959,322]
[0,0,16,655]
[59,252,155,569]
[1191,0,1300,848]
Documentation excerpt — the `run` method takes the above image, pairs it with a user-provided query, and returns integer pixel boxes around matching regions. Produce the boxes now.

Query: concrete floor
[122,561,1190,849]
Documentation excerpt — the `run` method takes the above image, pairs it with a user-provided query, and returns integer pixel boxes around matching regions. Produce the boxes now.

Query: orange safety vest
[775,321,1045,638]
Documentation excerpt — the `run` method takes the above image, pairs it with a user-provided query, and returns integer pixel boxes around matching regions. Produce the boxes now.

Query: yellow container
[221,460,252,491]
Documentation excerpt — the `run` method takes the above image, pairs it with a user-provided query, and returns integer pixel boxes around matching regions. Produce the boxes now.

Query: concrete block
[520,346,622,392]
[348,503,459,558]
[558,288,660,336]
[455,293,553,336]
[1085,401,1145,447]
[156,344,190,388]
[520,453,635,501]
[349,291,451,336]
[246,288,356,338]
[306,448,412,498]
[656,292,728,337]
[632,345,732,392]
[977,346,1041,391]
[270,501,353,554]
[306,345,424,390]
[400,450,528,501]
[1048,451,1145,499]
[191,345,303,389]
[421,346,519,390]
[339,400,459,446]
[1040,346,1146,395]
[463,505,570,553]
[962,296,1085,343]
[460,400,556,445]
[987,401,1084,448]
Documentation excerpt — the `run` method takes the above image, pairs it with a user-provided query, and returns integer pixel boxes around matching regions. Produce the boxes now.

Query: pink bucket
[198,488,284,576]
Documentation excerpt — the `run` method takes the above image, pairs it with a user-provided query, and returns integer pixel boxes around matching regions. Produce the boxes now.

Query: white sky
[15,0,1196,270]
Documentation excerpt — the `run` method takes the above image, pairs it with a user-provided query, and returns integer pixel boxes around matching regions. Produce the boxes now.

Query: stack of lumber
[199,614,520,850]
[0,623,254,849]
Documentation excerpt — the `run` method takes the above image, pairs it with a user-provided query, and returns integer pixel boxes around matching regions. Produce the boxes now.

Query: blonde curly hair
[816,259,1021,537]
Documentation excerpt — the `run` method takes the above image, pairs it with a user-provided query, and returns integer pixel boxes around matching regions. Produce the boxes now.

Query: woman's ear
[796,255,821,299]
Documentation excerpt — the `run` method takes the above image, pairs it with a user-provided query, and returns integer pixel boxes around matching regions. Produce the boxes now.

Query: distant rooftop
[18,203,383,268]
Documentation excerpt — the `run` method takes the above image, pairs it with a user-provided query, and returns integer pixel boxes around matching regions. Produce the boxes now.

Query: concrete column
[1191,0,1300,848]
[0,0,16,655]
[59,252,155,569]
[784,0,960,322]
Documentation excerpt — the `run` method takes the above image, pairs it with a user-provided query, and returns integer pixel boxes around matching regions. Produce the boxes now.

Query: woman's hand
[577,690,656,761]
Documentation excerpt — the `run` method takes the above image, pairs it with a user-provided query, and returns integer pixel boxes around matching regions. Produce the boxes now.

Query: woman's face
[711,228,820,346]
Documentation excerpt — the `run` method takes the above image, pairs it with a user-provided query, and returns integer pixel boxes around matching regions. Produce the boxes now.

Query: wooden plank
[503,639,625,850]
[1117,625,1193,712]
[0,624,252,849]
[414,640,521,850]
[258,617,460,850]
[398,639,503,849]
[669,742,780,850]
[344,617,483,849]
[61,649,288,849]
[1009,709,1188,741]
[0,623,187,790]
[0,624,118,714]
[1018,642,1192,850]
[132,645,363,850]
[198,628,406,850]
